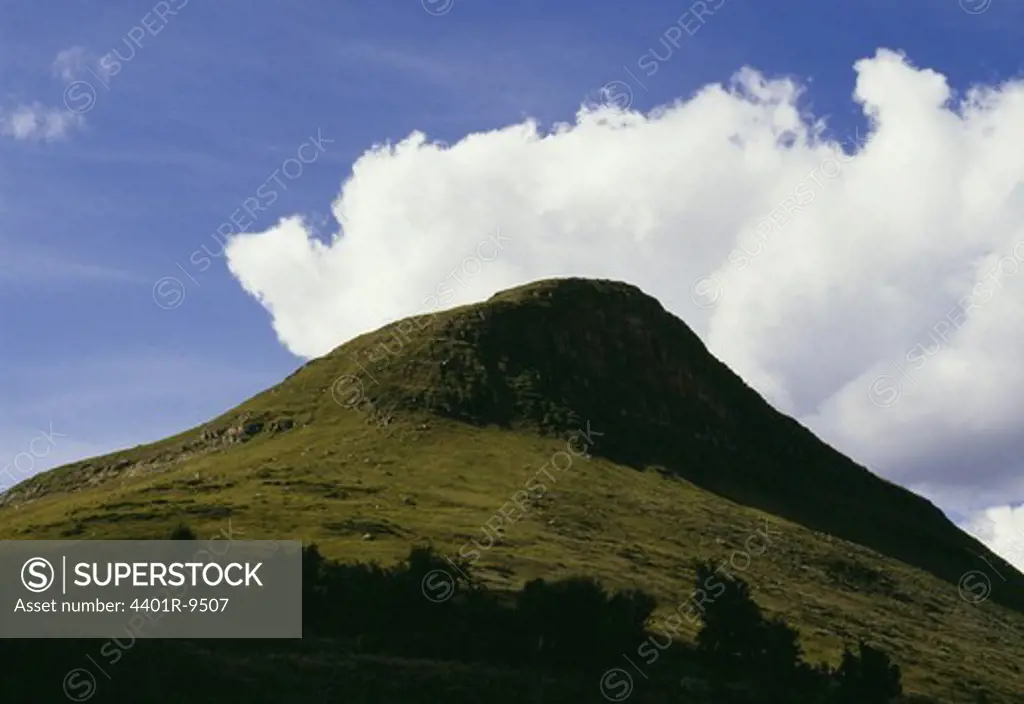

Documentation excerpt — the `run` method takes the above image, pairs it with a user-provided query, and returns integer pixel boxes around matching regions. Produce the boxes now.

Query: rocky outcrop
[0,415,298,509]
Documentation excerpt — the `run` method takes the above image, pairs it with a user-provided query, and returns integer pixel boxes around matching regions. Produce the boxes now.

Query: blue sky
[3,0,1024,561]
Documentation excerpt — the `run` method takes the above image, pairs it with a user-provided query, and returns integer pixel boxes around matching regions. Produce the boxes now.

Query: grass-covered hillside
[1,278,1021,702]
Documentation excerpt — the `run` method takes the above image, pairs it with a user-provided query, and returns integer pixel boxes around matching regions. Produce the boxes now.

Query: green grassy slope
[2,277,1021,701]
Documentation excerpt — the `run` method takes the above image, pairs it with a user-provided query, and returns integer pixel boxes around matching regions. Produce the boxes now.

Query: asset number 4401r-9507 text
[130,597,229,613]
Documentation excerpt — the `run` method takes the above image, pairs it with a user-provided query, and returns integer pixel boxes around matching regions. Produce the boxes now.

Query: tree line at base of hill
[167,523,919,703]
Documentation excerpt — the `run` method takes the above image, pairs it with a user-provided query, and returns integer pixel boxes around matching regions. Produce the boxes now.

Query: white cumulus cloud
[965,504,1024,573]
[224,48,1024,568]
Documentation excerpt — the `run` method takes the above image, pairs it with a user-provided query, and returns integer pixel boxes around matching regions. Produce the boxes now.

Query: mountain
[2,277,1022,702]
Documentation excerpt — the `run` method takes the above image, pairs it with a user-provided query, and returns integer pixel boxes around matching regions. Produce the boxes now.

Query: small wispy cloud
[0,102,83,142]
[51,45,93,82]
[0,245,146,286]
[0,46,92,142]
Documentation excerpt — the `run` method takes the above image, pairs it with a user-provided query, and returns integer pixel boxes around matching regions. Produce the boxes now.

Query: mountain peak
[337,276,714,440]
[487,276,654,304]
